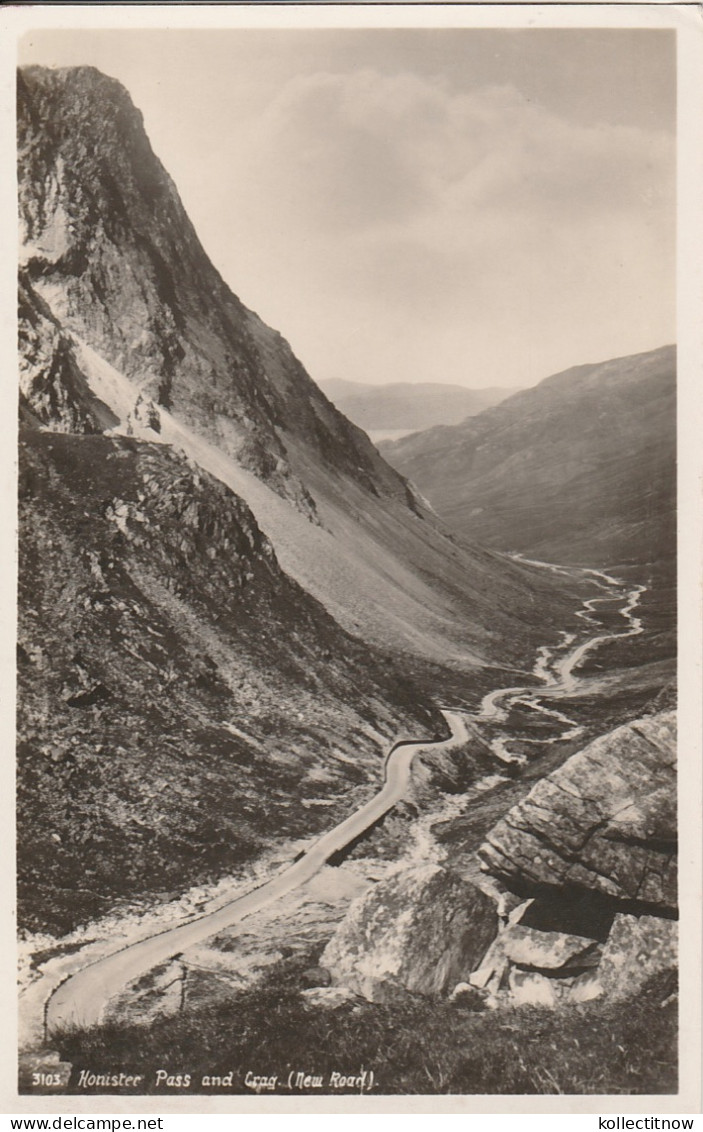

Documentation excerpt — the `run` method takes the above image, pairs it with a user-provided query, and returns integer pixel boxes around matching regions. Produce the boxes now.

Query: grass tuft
[49,955,678,1096]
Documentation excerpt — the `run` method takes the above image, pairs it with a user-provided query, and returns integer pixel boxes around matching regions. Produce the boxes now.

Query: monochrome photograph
[5,4,700,1114]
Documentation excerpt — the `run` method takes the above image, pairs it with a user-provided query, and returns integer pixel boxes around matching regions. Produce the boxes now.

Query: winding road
[40,564,645,1039]
[44,712,470,1034]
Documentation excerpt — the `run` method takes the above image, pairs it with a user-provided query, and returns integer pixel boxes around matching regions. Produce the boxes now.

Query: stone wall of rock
[479,712,676,914]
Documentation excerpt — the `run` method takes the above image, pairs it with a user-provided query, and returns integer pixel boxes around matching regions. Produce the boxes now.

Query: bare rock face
[480,712,676,915]
[320,864,498,1004]
[16,65,408,508]
[500,925,600,971]
[467,911,603,1006]
[597,914,677,1001]
[18,273,104,434]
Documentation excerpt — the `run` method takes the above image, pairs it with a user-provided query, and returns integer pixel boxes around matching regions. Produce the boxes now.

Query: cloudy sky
[20,28,675,390]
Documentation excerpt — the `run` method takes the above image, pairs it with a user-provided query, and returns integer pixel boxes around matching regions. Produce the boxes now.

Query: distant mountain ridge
[380,345,676,571]
[318,378,517,437]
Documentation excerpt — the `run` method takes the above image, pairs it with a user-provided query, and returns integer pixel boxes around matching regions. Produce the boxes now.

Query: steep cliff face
[17,66,402,506]
[16,64,580,672]
[17,428,440,933]
[18,271,104,434]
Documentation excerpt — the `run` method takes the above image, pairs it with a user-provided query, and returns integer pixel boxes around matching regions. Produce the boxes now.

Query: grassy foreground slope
[53,954,676,1095]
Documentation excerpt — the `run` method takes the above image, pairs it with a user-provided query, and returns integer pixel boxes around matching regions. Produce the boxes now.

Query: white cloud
[18,30,676,388]
[239,70,672,232]
[213,68,673,387]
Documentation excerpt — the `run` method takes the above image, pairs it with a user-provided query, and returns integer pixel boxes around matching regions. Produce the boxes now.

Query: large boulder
[597,913,677,1000]
[479,712,676,914]
[320,864,498,1004]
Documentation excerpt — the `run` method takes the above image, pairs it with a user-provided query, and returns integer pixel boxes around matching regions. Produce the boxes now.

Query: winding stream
[476,563,645,764]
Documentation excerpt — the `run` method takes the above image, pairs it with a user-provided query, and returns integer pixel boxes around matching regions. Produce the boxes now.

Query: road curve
[44,710,469,1035]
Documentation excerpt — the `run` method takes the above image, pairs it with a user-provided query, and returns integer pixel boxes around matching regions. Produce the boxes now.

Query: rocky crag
[17,64,581,675]
[320,711,677,1010]
[320,865,498,1004]
[480,712,677,913]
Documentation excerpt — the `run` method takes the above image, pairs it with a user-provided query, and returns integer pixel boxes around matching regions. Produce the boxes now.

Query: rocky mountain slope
[17,65,579,675]
[318,378,516,441]
[16,66,590,935]
[380,346,676,571]
[18,427,441,933]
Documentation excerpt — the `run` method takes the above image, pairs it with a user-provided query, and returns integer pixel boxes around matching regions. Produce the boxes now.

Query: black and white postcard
[2,1,701,1117]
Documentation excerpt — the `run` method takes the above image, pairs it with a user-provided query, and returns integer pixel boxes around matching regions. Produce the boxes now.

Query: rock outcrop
[321,864,498,1004]
[18,272,105,434]
[465,903,675,1009]
[499,924,600,970]
[466,897,603,1001]
[17,63,583,674]
[480,712,676,915]
[597,913,677,1001]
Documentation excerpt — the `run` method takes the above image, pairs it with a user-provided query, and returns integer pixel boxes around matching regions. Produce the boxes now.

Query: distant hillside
[380,346,676,571]
[319,378,515,440]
